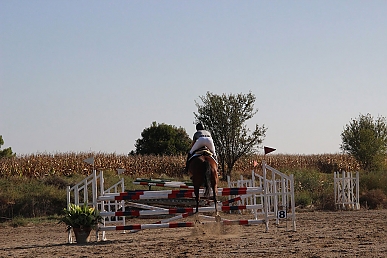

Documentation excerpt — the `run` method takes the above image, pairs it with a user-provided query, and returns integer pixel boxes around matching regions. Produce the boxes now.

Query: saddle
[193,146,213,156]
[189,147,217,164]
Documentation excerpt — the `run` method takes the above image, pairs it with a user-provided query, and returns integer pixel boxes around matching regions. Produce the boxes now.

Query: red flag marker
[264,146,276,155]
[253,160,258,167]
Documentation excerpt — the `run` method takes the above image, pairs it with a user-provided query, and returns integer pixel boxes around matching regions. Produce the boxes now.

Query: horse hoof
[194,213,200,224]
[215,214,221,222]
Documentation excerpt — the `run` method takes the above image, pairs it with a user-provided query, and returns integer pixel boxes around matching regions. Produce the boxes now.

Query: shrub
[316,187,336,210]
[0,177,67,218]
[360,189,387,209]
[8,216,28,227]
[295,191,313,208]
[359,171,387,193]
[42,176,70,189]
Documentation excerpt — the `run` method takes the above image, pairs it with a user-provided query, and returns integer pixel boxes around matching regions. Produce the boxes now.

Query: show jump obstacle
[334,171,360,210]
[66,161,296,243]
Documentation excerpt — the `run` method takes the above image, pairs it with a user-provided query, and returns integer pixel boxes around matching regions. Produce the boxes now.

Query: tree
[194,92,267,179]
[134,122,191,155]
[0,135,15,158]
[340,113,387,171]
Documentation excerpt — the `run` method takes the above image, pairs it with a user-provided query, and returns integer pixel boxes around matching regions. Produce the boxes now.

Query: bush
[316,188,336,210]
[360,171,387,193]
[42,176,70,189]
[0,171,134,219]
[360,189,387,209]
[0,177,67,218]
[293,169,324,193]
[295,191,313,208]
[290,169,335,210]
[8,216,29,227]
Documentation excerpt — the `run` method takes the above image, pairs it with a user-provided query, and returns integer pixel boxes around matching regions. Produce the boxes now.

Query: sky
[1,1,386,155]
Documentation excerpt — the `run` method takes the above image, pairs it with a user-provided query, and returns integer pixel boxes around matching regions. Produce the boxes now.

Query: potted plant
[59,203,103,244]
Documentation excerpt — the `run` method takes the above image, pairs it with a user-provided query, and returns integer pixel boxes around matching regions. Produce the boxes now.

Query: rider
[185,123,217,172]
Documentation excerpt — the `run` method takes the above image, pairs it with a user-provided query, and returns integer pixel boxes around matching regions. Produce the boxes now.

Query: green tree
[194,92,267,179]
[134,122,191,155]
[340,113,387,171]
[0,135,15,158]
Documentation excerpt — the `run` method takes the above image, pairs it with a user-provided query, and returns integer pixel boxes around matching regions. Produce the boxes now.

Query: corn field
[0,152,366,179]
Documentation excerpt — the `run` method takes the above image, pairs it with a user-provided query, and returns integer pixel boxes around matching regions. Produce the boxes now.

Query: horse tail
[204,159,212,197]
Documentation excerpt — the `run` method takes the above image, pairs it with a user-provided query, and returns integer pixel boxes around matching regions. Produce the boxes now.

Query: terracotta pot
[72,227,92,244]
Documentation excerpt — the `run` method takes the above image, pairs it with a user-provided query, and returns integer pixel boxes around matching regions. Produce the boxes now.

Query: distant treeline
[0,152,364,179]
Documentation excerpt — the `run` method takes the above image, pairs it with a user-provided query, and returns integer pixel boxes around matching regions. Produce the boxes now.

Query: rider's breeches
[189,137,216,157]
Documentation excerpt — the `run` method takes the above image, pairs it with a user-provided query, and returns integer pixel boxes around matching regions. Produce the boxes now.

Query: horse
[187,151,219,219]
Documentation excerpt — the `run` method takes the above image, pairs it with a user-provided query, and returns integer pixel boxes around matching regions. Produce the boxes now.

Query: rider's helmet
[196,123,204,130]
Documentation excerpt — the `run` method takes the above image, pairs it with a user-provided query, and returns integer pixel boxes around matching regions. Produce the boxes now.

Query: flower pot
[73,227,92,244]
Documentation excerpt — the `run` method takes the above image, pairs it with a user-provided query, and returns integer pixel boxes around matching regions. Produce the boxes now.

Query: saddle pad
[194,149,213,156]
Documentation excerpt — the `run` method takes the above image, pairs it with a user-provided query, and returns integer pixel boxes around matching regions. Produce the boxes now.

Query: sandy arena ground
[1,210,387,258]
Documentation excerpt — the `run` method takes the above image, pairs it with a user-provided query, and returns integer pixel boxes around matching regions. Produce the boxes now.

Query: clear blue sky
[1,1,386,155]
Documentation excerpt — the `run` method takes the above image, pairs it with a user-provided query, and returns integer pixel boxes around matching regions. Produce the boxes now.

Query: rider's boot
[184,152,192,174]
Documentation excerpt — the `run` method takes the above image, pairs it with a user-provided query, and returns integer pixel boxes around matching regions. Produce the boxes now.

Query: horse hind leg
[210,164,220,222]
[213,187,221,222]
[193,187,201,223]
[194,187,200,213]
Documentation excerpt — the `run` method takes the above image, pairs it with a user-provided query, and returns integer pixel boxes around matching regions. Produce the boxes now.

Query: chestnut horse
[188,153,219,216]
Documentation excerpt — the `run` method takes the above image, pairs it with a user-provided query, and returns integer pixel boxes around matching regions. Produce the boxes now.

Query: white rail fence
[227,161,296,229]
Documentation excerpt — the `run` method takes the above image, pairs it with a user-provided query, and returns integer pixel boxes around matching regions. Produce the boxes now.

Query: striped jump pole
[100,204,263,217]
[99,222,195,231]
[99,187,263,201]
[217,194,259,206]
[129,212,194,233]
[219,219,265,226]
[134,178,193,185]
[126,199,244,233]
[133,181,193,189]
[222,196,243,205]
[99,219,265,232]
[133,178,194,190]
[126,201,169,211]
